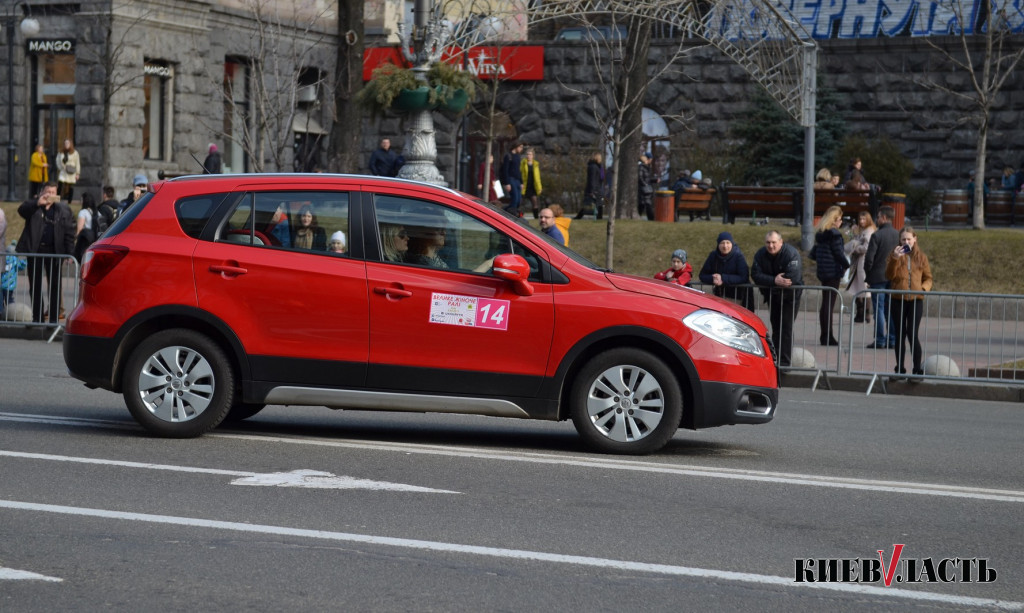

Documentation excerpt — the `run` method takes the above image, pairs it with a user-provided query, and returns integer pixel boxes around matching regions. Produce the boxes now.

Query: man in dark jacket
[16,182,76,323]
[500,142,524,216]
[368,138,399,177]
[637,153,655,220]
[863,205,900,348]
[699,231,754,310]
[752,231,803,367]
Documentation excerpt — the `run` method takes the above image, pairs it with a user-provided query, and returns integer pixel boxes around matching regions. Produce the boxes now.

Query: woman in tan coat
[885,227,933,381]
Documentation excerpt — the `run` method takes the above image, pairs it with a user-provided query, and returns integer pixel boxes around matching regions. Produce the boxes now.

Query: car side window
[176,194,226,239]
[372,194,541,279]
[218,191,350,255]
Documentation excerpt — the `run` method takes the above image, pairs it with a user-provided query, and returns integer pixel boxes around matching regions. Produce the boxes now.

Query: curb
[781,373,1024,403]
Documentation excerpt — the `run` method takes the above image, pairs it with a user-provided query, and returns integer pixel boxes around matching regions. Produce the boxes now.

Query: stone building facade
[1,1,1019,202]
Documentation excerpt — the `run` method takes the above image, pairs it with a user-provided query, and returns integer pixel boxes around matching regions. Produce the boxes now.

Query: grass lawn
[4,200,1022,295]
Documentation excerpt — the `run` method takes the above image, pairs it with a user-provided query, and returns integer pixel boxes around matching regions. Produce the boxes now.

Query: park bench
[720,186,799,223]
[675,188,715,221]
[720,185,877,224]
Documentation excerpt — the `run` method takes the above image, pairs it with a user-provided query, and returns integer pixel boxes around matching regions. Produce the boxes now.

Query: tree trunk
[328,0,365,174]
[973,122,987,229]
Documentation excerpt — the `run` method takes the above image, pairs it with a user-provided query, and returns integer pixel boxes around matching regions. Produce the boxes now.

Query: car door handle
[209,264,248,276]
[373,286,413,299]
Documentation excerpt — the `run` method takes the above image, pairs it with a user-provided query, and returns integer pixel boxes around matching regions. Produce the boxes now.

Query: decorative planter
[437,86,469,113]
[392,86,433,112]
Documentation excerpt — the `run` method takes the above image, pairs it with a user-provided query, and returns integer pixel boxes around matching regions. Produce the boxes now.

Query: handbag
[64,164,76,174]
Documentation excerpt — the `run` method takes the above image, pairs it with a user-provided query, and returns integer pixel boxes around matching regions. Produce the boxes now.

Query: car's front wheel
[570,348,682,455]
[122,329,234,438]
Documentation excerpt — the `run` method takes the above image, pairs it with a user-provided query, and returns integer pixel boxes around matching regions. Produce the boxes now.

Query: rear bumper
[695,381,778,428]
[63,332,119,391]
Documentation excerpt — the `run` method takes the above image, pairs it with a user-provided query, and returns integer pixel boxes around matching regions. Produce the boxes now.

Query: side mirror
[492,253,534,296]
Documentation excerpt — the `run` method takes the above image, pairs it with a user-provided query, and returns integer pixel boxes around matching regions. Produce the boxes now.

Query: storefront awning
[292,110,327,135]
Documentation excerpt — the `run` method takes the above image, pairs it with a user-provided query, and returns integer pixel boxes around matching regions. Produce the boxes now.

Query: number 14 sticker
[476,298,509,330]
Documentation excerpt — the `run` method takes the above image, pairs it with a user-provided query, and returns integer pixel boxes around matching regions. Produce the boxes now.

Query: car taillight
[81,245,129,285]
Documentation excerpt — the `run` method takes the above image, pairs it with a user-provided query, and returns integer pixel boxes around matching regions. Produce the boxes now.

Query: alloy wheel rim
[137,346,215,422]
[586,364,665,442]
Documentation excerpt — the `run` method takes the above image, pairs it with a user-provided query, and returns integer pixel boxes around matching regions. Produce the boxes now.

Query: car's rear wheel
[122,329,234,438]
[570,348,682,455]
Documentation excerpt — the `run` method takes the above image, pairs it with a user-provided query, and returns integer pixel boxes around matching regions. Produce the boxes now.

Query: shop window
[143,61,173,160]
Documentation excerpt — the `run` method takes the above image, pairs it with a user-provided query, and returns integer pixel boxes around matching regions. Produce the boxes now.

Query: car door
[365,194,555,398]
[192,190,369,387]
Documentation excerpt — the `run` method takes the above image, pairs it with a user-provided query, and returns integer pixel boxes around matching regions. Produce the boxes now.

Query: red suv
[64,175,777,454]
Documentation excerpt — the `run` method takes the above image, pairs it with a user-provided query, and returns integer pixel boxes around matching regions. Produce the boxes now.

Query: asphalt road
[1,337,1022,611]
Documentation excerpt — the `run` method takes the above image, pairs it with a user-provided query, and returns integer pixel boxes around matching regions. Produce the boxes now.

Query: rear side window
[218,191,350,255]
[176,193,228,239]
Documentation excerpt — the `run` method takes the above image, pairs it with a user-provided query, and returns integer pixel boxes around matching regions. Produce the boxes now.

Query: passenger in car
[328,230,346,254]
[264,202,291,247]
[292,204,326,251]
[380,224,409,262]
[406,224,448,269]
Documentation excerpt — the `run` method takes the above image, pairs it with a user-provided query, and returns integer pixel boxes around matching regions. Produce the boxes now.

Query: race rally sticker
[429,293,509,330]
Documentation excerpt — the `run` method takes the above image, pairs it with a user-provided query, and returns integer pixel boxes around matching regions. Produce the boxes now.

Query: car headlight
[683,309,765,357]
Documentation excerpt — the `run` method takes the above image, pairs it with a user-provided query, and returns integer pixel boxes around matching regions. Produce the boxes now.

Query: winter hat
[671,249,687,263]
[329,230,346,247]
[209,143,218,153]
[717,231,734,244]
[691,170,703,181]
[133,174,148,186]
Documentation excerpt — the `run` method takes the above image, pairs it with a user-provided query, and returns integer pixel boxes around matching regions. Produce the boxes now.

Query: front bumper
[695,380,778,428]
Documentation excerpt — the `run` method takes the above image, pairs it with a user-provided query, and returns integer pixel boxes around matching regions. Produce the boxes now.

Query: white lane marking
[3,412,1022,503]
[0,566,62,582]
[0,450,458,494]
[212,433,1024,504]
[0,500,1019,610]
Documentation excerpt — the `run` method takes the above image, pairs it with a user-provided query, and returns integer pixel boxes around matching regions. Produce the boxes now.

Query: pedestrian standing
[751,231,803,367]
[520,148,543,218]
[863,205,900,348]
[203,143,222,174]
[885,227,933,381]
[368,138,399,177]
[56,139,81,203]
[500,142,525,217]
[809,205,849,346]
[638,153,655,220]
[28,144,49,198]
[16,182,76,323]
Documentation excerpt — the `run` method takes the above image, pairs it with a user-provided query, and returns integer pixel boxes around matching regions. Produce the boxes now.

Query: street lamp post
[4,2,38,201]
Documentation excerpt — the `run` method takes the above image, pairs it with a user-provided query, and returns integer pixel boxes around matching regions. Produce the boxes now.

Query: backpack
[93,203,115,238]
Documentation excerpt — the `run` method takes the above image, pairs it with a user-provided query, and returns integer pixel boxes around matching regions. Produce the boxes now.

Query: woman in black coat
[576,152,606,219]
[810,205,850,346]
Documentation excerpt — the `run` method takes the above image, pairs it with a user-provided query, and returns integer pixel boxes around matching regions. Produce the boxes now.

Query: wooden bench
[720,185,878,224]
[813,189,875,217]
[720,186,799,224]
[675,188,715,221]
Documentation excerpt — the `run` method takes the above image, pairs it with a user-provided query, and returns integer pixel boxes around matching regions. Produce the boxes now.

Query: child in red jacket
[654,249,692,286]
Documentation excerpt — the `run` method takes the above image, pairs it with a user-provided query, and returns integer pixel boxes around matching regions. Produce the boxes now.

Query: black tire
[569,348,683,455]
[222,402,266,424]
[122,329,235,438]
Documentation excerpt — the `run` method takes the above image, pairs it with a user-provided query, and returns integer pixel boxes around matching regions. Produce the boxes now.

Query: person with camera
[16,182,76,323]
[885,227,932,382]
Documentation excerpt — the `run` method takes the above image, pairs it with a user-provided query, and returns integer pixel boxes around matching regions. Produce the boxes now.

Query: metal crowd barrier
[848,289,1024,394]
[690,282,1024,393]
[0,252,80,343]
